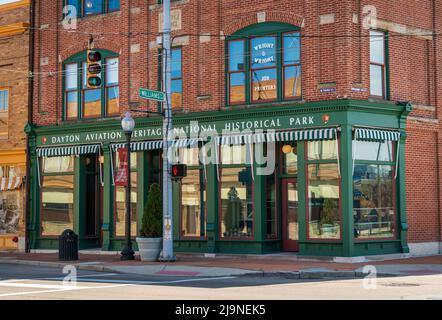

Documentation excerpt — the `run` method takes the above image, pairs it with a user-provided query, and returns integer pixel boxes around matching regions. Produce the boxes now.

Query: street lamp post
[120,112,135,261]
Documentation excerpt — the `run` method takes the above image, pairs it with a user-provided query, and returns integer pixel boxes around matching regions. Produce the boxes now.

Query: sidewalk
[1,251,442,279]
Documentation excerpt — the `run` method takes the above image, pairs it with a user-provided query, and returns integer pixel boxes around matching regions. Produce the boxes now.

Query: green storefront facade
[26,99,412,257]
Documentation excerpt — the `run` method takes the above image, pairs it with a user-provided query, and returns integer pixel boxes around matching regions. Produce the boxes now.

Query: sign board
[114,148,129,187]
[139,88,165,102]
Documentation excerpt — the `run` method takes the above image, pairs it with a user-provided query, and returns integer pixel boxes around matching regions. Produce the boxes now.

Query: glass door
[282,179,299,251]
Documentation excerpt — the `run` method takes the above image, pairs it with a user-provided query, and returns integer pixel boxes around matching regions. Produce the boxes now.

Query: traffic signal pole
[159,0,175,261]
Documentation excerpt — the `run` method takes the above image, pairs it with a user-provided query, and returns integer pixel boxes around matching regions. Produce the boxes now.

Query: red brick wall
[32,0,442,244]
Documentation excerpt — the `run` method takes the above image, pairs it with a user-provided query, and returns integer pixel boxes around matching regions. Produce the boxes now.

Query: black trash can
[59,229,78,261]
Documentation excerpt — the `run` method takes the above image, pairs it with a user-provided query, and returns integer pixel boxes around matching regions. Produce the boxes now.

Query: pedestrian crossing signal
[86,50,102,88]
[171,164,187,180]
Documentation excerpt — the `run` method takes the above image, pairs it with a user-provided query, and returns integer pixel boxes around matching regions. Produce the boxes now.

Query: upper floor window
[159,47,183,110]
[227,23,301,105]
[64,50,119,120]
[369,30,388,99]
[0,89,8,112]
[65,0,120,17]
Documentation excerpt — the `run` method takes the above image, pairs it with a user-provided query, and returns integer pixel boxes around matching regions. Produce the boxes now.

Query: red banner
[115,148,129,186]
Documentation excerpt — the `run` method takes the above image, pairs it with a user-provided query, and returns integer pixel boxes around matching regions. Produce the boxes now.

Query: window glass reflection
[43,156,75,173]
[353,140,393,162]
[307,140,338,160]
[252,68,277,102]
[181,169,206,237]
[220,167,253,238]
[221,145,251,165]
[115,172,137,237]
[251,36,277,69]
[41,175,74,236]
[353,165,395,239]
[307,163,341,239]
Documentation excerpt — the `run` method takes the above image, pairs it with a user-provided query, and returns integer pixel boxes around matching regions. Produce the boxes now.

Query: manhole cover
[381,283,421,287]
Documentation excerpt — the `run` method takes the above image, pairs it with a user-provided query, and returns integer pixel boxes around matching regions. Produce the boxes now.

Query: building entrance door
[282,179,299,252]
[84,154,100,240]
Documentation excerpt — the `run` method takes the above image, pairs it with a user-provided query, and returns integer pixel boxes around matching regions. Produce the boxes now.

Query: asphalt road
[0,263,441,300]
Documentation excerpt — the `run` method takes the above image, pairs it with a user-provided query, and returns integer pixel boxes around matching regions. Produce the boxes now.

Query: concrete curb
[0,259,401,279]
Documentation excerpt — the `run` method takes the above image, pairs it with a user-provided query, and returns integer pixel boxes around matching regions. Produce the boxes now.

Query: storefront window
[115,172,137,237]
[114,152,138,237]
[41,175,74,236]
[353,140,393,162]
[0,191,21,235]
[181,169,206,237]
[221,144,252,165]
[43,156,75,173]
[307,140,338,160]
[307,163,341,239]
[353,165,395,239]
[220,167,253,238]
[282,143,298,174]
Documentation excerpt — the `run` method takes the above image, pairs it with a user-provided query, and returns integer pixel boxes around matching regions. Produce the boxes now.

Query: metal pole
[121,132,134,260]
[159,0,175,261]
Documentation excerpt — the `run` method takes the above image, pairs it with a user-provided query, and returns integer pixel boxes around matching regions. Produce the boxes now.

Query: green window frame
[226,22,301,106]
[63,0,120,18]
[62,49,119,121]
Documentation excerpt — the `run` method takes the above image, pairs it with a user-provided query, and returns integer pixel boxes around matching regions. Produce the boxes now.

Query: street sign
[139,88,165,102]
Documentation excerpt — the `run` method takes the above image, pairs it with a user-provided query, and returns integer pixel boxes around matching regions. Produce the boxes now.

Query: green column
[398,131,409,253]
[297,142,307,245]
[254,152,265,246]
[29,142,39,249]
[205,163,218,253]
[340,124,354,257]
[101,144,112,251]
[74,156,84,239]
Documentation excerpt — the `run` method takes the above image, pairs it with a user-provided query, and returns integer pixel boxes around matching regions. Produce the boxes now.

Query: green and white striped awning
[354,128,400,141]
[36,144,101,157]
[169,138,200,148]
[110,140,163,152]
[216,128,338,145]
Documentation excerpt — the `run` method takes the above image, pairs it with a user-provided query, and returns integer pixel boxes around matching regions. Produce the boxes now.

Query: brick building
[0,0,30,251]
[26,0,442,257]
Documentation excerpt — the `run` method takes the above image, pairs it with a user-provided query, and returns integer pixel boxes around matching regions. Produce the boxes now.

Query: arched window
[63,49,119,120]
[226,22,301,106]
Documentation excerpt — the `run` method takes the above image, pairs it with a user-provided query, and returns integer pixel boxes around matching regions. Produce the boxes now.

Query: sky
[0,0,20,4]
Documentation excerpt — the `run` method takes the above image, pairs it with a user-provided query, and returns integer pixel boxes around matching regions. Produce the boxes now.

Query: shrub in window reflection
[317,198,339,237]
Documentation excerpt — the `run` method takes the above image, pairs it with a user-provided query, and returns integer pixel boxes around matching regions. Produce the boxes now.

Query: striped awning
[170,138,200,148]
[0,177,22,191]
[110,140,163,152]
[354,128,400,142]
[36,144,101,157]
[216,128,338,145]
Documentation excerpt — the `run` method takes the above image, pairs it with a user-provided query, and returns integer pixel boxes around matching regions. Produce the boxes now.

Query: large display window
[353,140,396,239]
[306,141,341,240]
[40,156,75,237]
[219,145,253,239]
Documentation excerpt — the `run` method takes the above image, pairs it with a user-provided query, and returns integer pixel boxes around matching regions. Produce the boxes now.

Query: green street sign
[139,88,165,102]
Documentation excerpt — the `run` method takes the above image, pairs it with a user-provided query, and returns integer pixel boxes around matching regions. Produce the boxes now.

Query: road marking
[0,276,237,298]
[54,276,237,285]
[0,284,132,298]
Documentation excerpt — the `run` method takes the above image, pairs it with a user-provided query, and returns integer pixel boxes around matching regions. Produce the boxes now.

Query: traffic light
[171,164,187,180]
[86,50,102,88]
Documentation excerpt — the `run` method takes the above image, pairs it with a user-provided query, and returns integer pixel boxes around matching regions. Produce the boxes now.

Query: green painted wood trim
[253,153,265,241]
[74,156,83,236]
[340,124,354,257]
[205,163,218,253]
[101,144,112,250]
[297,141,307,243]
